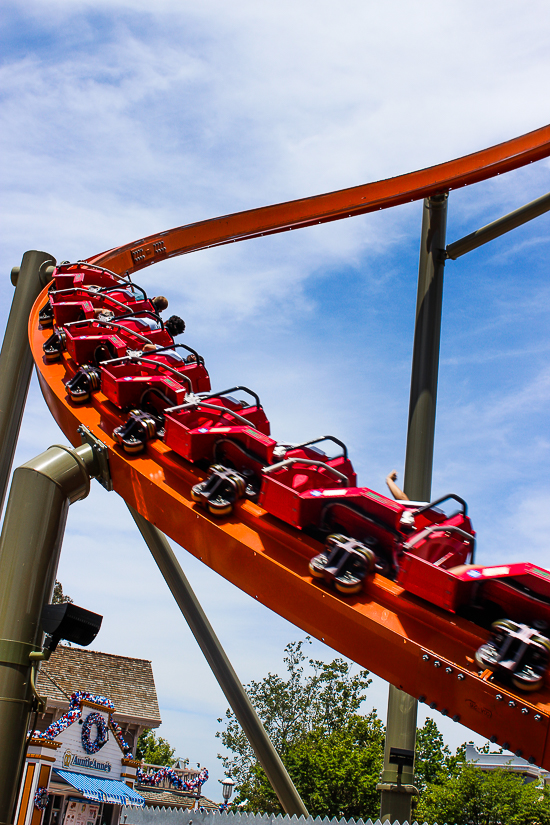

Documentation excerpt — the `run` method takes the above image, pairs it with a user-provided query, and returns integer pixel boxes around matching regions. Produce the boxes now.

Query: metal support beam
[0,251,56,517]
[380,193,448,824]
[404,193,448,500]
[128,505,309,818]
[0,444,96,825]
[446,190,550,260]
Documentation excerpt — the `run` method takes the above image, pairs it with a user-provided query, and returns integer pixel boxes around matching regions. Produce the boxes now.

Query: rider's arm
[386,470,409,501]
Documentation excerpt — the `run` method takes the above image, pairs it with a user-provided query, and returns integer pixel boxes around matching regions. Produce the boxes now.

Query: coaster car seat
[51,261,134,291]
[100,350,210,412]
[45,285,152,327]
[164,387,272,468]
[258,436,356,528]
[60,318,173,365]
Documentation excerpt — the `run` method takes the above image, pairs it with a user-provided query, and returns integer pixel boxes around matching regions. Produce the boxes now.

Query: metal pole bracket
[77,425,113,491]
[0,639,41,667]
[377,782,419,796]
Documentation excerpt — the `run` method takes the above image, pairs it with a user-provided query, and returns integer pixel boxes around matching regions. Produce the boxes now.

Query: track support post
[0,251,56,517]
[0,444,97,825]
[379,193,448,823]
[128,505,309,818]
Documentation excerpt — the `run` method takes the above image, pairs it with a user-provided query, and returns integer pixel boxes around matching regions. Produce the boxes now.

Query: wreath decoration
[34,787,49,810]
[81,712,108,754]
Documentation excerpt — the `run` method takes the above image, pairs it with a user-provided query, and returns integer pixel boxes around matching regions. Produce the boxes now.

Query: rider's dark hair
[164,315,186,337]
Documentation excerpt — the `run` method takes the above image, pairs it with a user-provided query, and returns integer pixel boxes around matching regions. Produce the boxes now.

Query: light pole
[220,778,235,807]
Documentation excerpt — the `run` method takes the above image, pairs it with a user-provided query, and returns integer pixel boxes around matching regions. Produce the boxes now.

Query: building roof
[135,788,218,810]
[465,744,550,784]
[37,646,161,726]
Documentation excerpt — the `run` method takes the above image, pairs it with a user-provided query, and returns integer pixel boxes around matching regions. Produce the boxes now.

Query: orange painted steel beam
[29,294,550,769]
[88,123,550,276]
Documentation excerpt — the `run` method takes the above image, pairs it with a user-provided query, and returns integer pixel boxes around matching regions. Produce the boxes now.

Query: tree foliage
[414,717,464,793]
[136,729,176,766]
[217,639,379,817]
[233,714,384,817]
[415,760,550,825]
[52,581,72,604]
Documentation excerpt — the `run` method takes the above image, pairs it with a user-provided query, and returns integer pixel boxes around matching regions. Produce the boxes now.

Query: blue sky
[2,0,550,800]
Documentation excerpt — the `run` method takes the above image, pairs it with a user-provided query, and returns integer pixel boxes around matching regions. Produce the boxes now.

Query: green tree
[217,638,380,818]
[415,760,550,825]
[52,581,72,604]
[136,729,176,766]
[414,717,466,793]
[233,714,384,817]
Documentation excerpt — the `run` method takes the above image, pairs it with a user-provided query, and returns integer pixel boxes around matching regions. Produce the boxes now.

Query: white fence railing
[121,809,436,825]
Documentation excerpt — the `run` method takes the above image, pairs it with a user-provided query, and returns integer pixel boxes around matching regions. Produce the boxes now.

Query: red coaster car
[261,460,475,581]
[164,387,272,468]
[65,344,207,405]
[60,317,174,365]
[258,437,359,529]
[51,261,133,291]
[326,493,473,573]
[398,559,550,625]
[397,559,550,691]
[100,349,210,411]
[46,286,152,327]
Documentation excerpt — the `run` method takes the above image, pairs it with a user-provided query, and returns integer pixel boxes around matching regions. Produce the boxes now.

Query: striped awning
[54,769,145,807]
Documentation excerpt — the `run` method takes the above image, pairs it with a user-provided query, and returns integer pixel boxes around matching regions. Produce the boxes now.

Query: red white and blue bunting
[136,766,209,795]
[30,692,132,757]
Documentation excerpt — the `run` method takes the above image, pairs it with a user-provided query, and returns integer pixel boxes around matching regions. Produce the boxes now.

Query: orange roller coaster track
[32,123,550,768]
[89,122,550,274]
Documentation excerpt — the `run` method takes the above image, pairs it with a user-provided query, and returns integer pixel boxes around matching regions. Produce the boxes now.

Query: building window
[44,794,65,825]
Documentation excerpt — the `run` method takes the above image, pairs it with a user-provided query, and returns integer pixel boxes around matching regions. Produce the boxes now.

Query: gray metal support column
[0,251,56,517]
[380,193,448,823]
[404,193,448,499]
[128,505,309,818]
[0,444,95,825]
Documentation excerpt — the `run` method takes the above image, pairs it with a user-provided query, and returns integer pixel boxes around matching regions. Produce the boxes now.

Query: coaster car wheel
[190,484,204,502]
[190,465,247,517]
[69,388,90,404]
[335,573,365,595]
[474,642,500,672]
[43,330,65,362]
[119,436,146,454]
[39,300,54,327]
[309,553,329,579]
[512,665,544,693]
[113,410,158,454]
[309,534,375,596]
[492,619,519,634]
[207,498,234,517]
[66,365,101,404]
[373,548,393,579]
